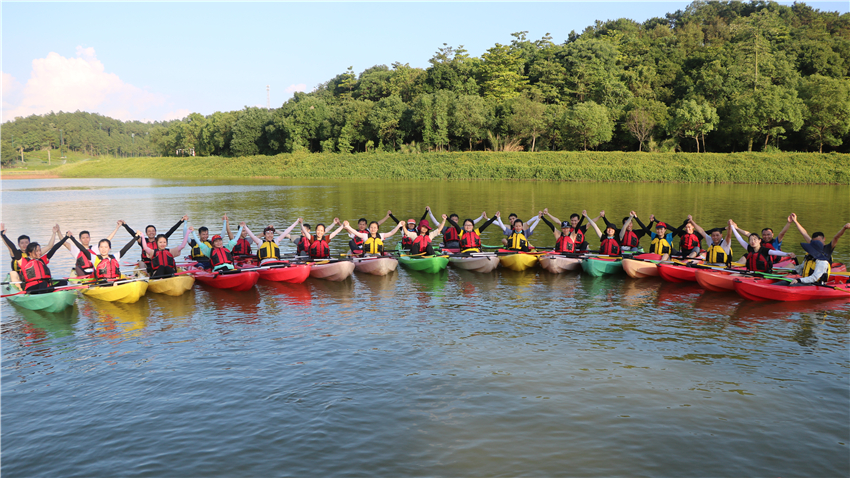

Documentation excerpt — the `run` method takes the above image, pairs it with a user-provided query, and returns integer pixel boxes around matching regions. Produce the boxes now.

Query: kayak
[622,259,659,278]
[498,251,539,272]
[734,278,850,302]
[539,254,581,274]
[257,264,311,283]
[657,263,700,283]
[309,260,356,281]
[353,256,398,276]
[398,253,450,273]
[694,269,749,292]
[581,257,623,277]
[448,254,500,273]
[191,269,259,291]
[82,279,149,304]
[2,274,78,313]
[147,275,195,296]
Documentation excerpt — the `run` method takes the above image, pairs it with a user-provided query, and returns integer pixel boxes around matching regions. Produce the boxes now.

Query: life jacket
[459,230,481,252]
[402,229,415,248]
[349,232,365,253]
[94,255,121,280]
[258,240,281,261]
[600,237,620,256]
[570,227,585,246]
[151,249,176,271]
[76,246,95,273]
[296,236,311,255]
[363,234,384,254]
[443,226,459,243]
[11,251,27,273]
[802,257,831,284]
[191,240,212,260]
[649,236,672,255]
[20,257,51,290]
[621,230,640,248]
[680,233,701,252]
[210,247,234,267]
[506,231,530,251]
[141,237,156,263]
[555,235,576,253]
[411,234,432,254]
[705,243,731,264]
[308,236,330,259]
[232,237,253,255]
[759,241,784,264]
[745,248,772,272]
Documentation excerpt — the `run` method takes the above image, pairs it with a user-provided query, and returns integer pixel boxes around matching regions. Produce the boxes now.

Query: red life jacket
[600,237,620,256]
[94,255,121,280]
[680,233,701,251]
[350,233,365,253]
[402,229,414,248]
[141,237,156,263]
[151,249,176,271]
[76,247,94,272]
[210,247,234,267]
[411,234,432,254]
[308,236,330,259]
[746,248,772,272]
[444,226,459,243]
[297,236,311,255]
[232,238,253,255]
[621,230,640,248]
[760,242,782,264]
[20,257,51,290]
[571,227,585,246]
[459,231,480,251]
[555,235,576,253]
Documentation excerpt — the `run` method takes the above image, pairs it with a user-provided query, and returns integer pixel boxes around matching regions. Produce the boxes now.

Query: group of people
[2,208,847,293]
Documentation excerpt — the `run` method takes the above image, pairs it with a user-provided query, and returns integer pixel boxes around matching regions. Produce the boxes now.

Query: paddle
[815,283,850,293]
[2,283,91,297]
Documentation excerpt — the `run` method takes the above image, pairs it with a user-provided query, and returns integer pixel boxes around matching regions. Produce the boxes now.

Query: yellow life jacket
[191,240,212,259]
[507,231,530,251]
[803,257,831,283]
[258,240,281,260]
[705,242,732,264]
[649,237,672,255]
[12,252,28,273]
[363,234,384,254]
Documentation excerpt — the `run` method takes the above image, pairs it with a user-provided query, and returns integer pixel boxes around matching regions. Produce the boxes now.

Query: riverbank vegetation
[53,151,849,184]
[2,1,849,164]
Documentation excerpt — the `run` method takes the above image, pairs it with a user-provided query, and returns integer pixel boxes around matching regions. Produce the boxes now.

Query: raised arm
[831,223,850,249]
[380,220,406,239]
[447,217,462,233]
[584,211,603,239]
[191,228,211,257]
[45,233,69,260]
[789,213,811,242]
[0,224,22,260]
[45,226,58,250]
[426,207,440,228]
[69,235,92,260]
[633,214,651,237]
[225,216,235,240]
[690,218,707,239]
[540,215,556,233]
[243,225,264,246]
[620,216,634,241]
[473,211,486,225]
[224,224,245,251]
[116,234,139,259]
[277,218,302,244]
[478,215,498,233]
[388,213,401,225]
[429,215,449,240]
[377,210,392,226]
[169,230,191,257]
[544,209,562,225]
[730,222,749,249]
[164,216,187,239]
[527,212,544,233]
[775,216,792,243]
[106,220,122,242]
[342,221,368,240]
[327,219,345,240]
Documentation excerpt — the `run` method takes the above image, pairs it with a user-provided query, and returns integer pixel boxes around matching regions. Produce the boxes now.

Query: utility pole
[59,129,64,158]
[267,85,270,110]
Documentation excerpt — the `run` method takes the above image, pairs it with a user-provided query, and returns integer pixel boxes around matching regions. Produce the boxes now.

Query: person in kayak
[123,216,186,274]
[691,219,733,265]
[225,215,255,258]
[446,214,498,253]
[245,219,301,265]
[303,219,346,260]
[787,241,832,286]
[400,216,448,256]
[539,215,580,254]
[19,231,71,293]
[733,218,792,263]
[2,223,58,276]
[348,211,393,255]
[187,220,222,270]
[790,213,849,263]
[68,231,139,283]
[647,217,677,260]
[730,221,794,272]
[342,219,406,255]
[191,222,247,272]
[544,210,603,251]
[502,214,534,252]
[389,210,429,251]
[601,211,651,252]
[496,212,542,247]
[64,221,123,277]
[585,211,621,256]
[141,231,192,279]
[426,207,486,250]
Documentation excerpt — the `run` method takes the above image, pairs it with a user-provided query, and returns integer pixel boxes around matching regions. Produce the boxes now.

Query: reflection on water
[2,178,849,477]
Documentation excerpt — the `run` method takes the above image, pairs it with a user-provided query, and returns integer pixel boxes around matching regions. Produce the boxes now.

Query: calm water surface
[2,178,848,477]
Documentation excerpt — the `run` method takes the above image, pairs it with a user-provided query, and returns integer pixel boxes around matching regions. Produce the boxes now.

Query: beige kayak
[448,255,499,273]
[353,256,398,276]
[539,254,581,274]
[309,260,356,281]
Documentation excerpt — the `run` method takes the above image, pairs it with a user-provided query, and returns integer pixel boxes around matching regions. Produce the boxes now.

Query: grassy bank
[27,151,850,184]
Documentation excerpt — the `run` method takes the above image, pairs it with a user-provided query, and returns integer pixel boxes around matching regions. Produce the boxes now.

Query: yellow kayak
[498,252,540,271]
[83,280,148,304]
[148,275,195,296]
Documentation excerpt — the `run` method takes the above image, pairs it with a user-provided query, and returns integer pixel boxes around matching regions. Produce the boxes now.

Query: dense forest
[2,0,849,165]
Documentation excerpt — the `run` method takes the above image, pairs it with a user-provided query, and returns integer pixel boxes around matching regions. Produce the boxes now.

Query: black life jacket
[210,247,233,267]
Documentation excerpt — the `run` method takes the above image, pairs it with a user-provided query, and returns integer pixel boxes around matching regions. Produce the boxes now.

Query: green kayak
[581,257,624,277]
[396,246,449,273]
[3,274,78,313]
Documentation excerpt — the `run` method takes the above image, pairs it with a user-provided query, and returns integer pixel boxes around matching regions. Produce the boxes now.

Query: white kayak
[308,260,356,281]
[539,254,582,274]
[448,254,500,273]
[353,256,398,276]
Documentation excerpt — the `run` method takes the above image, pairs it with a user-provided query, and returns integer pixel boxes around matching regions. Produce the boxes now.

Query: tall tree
[799,75,850,152]
[562,101,614,151]
[507,96,546,152]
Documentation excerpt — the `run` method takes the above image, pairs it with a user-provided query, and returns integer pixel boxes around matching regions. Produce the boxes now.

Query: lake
[2,178,848,477]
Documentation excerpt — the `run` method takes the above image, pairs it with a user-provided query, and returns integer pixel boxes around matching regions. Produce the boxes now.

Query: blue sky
[2,1,847,122]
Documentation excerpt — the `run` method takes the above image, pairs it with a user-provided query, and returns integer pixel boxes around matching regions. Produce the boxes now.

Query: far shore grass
[3,151,849,184]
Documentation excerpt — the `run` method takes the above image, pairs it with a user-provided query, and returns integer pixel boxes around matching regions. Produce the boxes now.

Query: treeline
[3,0,850,164]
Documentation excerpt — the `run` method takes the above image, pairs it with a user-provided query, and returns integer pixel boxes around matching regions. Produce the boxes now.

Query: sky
[2,1,848,123]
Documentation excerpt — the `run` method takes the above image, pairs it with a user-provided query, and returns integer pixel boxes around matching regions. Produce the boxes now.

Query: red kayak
[190,268,259,291]
[734,278,850,302]
[657,263,699,283]
[694,269,748,292]
[257,264,310,283]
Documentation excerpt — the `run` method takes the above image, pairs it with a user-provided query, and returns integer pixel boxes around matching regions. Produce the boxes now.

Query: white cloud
[161,109,191,121]
[2,47,170,123]
[285,83,307,94]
